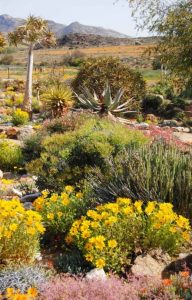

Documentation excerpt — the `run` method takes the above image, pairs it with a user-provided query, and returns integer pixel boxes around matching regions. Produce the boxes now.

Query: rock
[0,170,3,179]
[160,120,180,127]
[172,127,190,133]
[135,122,150,130]
[12,188,22,197]
[6,127,19,139]
[18,125,35,141]
[21,192,41,203]
[23,202,34,210]
[86,268,107,281]
[131,251,171,278]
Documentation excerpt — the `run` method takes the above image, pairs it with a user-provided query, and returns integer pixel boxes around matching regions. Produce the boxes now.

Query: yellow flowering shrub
[0,287,38,300]
[33,186,85,236]
[0,199,45,266]
[67,199,191,272]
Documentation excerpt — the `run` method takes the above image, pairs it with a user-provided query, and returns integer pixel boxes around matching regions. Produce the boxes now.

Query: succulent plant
[74,83,136,119]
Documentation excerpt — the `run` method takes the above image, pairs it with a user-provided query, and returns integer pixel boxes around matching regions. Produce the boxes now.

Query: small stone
[23,202,34,210]
[12,188,22,197]
[0,170,3,179]
[6,127,19,139]
[86,268,107,281]
[131,254,168,278]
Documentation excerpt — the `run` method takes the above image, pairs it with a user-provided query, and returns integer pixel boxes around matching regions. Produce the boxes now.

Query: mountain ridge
[0,14,130,38]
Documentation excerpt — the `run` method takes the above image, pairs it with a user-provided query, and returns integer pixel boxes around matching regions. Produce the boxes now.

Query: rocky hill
[0,14,129,38]
[58,33,158,48]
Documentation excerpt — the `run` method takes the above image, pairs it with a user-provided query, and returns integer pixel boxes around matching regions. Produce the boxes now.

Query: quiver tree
[8,16,56,116]
[0,33,6,49]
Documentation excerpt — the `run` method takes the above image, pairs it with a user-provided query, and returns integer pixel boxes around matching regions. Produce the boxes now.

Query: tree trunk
[23,44,34,118]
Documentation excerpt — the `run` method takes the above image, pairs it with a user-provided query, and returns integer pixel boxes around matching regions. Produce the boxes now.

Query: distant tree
[124,0,182,31]
[8,16,56,116]
[0,33,6,48]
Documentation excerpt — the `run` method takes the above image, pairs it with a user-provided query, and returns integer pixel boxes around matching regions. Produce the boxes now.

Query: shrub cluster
[33,186,86,237]
[0,140,23,171]
[27,117,148,192]
[12,109,29,126]
[0,199,45,266]
[67,198,190,272]
[72,57,146,104]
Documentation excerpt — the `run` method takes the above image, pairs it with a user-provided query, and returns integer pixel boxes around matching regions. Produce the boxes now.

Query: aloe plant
[74,83,136,118]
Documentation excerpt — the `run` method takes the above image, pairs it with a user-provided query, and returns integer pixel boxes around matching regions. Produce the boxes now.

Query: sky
[0,0,149,37]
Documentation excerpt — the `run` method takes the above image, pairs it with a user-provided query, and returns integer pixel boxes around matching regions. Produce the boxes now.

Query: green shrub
[12,109,29,126]
[68,198,191,272]
[0,140,23,171]
[27,117,148,192]
[87,142,192,216]
[0,54,14,65]
[41,85,73,117]
[72,57,146,104]
[142,94,163,113]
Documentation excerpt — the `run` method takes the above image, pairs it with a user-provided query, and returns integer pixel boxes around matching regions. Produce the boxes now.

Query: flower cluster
[68,198,191,272]
[33,186,84,236]
[0,287,38,300]
[0,199,45,264]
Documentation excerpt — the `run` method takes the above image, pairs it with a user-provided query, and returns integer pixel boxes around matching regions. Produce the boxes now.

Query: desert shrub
[12,109,29,126]
[152,58,162,70]
[0,199,45,266]
[87,142,192,216]
[54,248,91,274]
[39,274,174,300]
[4,80,24,93]
[0,266,47,293]
[5,93,24,108]
[150,82,174,100]
[142,94,163,113]
[0,140,23,171]
[0,54,14,65]
[42,116,76,134]
[72,57,146,104]
[67,199,191,273]
[41,85,73,117]
[27,118,148,191]
[63,50,86,67]
[33,187,87,237]
[23,132,44,162]
[32,98,40,113]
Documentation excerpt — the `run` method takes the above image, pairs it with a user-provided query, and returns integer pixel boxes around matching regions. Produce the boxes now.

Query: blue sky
[0,0,149,36]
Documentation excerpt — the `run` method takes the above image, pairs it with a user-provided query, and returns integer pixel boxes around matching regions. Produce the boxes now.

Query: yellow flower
[76,192,83,199]
[26,227,36,236]
[169,227,177,233]
[27,287,38,297]
[62,198,70,206]
[6,288,14,296]
[81,230,91,239]
[117,198,131,205]
[85,254,94,262]
[91,221,99,229]
[4,230,12,238]
[94,235,105,250]
[182,231,190,241]
[65,235,73,245]
[9,223,18,232]
[85,242,93,251]
[50,194,58,202]
[47,213,54,220]
[65,185,74,193]
[105,216,117,226]
[123,207,133,215]
[176,216,190,230]
[96,258,106,268]
[70,227,78,236]
[108,239,117,248]
[145,201,156,215]
[42,190,49,198]
[134,200,143,214]
[57,212,63,218]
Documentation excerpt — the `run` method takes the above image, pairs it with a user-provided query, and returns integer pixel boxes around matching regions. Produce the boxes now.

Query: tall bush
[87,142,192,216]
[72,57,146,104]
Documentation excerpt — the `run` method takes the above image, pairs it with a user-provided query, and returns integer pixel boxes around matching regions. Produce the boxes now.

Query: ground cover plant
[67,198,190,273]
